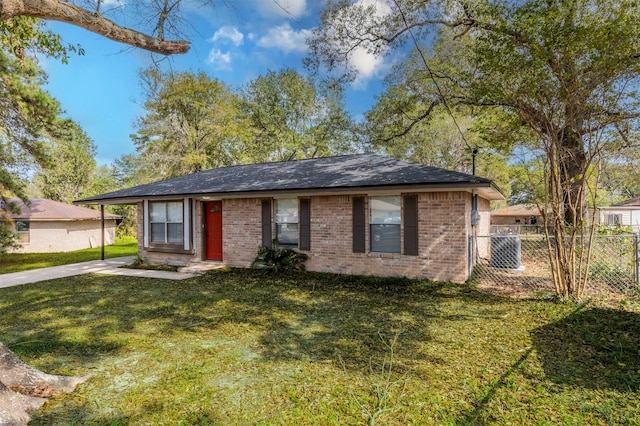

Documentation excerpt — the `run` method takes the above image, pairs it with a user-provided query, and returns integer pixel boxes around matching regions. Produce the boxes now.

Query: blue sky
[40,0,389,165]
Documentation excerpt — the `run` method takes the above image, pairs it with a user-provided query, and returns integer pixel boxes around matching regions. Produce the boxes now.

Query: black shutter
[353,197,366,253]
[404,195,418,256]
[261,199,272,247]
[299,198,311,250]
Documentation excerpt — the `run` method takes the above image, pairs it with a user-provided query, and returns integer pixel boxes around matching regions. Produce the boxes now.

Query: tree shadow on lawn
[1,269,514,373]
[1,269,535,424]
[530,305,640,392]
[204,271,522,372]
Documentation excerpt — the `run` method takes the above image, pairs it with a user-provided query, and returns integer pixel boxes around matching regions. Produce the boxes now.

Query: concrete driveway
[0,256,200,288]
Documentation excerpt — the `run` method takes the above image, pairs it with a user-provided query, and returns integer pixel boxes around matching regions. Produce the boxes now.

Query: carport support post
[101,205,105,261]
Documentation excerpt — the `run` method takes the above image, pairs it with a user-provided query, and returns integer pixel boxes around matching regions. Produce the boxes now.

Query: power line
[392,0,477,159]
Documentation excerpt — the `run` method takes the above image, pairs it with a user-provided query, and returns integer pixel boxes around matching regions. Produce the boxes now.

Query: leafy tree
[33,119,97,203]
[85,163,138,238]
[367,105,511,192]
[0,49,60,252]
[240,68,354,162]
[88,157,147,238]
[308,0,640,299]
[0,1,263,421]
[599,142,640,203]
[112,152,157,188]
[0,0,216,253]
[133,68,249,178]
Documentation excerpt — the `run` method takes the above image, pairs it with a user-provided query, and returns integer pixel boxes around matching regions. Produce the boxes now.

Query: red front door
[205,201,223,261]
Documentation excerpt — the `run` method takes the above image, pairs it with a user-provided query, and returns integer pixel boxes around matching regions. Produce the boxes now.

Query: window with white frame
[149,201,184,245]
[275,198,298,247]
[369,196,401,253]
[604,213,622,226]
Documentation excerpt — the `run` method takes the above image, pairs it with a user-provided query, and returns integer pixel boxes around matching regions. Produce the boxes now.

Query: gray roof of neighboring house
[611,196,640,207]
[7,198,121,221]
[491,204,542,217]
[76,154,505,204]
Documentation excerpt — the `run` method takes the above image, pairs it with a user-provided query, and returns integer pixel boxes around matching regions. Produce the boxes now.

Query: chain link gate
[469,233,640,296]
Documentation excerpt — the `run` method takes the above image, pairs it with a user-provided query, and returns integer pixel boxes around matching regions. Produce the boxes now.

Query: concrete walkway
[0,256,200,289]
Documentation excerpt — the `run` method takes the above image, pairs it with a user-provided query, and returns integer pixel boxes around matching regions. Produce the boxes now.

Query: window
[275,199,298,247]
[370,196,401,253]
[604,213,622,226]
[149,201,183,245]
[15,221,30,243]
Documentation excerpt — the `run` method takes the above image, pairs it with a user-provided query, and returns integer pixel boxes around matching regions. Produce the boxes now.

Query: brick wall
[134,192,487,283]
[218,192,475,283]
[222,198,264,267]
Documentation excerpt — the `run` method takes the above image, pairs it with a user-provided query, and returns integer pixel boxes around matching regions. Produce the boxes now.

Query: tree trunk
[558,126,587,226]
[0,342,90,425]
[0,380,46,426]
[0,0,190,55]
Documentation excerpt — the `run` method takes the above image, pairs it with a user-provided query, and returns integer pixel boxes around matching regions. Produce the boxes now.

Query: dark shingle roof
[76,154,504,204]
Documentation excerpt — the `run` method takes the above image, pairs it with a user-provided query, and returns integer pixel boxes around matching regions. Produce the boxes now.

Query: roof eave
[75,181,505,205]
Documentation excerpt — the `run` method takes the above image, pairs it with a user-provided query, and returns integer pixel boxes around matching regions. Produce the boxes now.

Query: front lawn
[0,237,138,274]
[1,270,639,425]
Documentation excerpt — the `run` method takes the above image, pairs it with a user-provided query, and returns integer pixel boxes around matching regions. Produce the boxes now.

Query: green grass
[0,237,138,274]
[1,270,639,425]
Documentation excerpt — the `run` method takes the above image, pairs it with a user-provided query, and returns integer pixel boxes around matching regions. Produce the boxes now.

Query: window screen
[149,201,184,244]
[275,199,298,247]
[370,196,401,253]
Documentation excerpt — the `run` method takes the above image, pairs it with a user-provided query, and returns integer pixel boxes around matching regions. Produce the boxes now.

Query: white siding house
[598,196,640,233]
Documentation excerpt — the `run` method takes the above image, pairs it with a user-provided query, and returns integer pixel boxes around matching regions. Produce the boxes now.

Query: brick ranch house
[6,198,120,253]
[77,154,504,283]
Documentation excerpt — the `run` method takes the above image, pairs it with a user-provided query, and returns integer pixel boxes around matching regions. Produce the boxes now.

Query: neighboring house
[490,204,544,234]
[77,154,504,283]
[598,196,640,233]
[6,198,120,253]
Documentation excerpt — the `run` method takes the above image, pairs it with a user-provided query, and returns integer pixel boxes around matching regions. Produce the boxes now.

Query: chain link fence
[470,234,640,297]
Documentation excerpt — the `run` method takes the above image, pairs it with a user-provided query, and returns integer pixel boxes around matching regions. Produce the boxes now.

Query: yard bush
[251,244,308,273]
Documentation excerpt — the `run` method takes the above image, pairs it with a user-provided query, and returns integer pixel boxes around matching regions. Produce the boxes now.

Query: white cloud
[257,22,311,54]
[255,0,307,19]
[207,49,232,70]
[350,49,385,88]
[211,26,244,46]
[335,0,392,88]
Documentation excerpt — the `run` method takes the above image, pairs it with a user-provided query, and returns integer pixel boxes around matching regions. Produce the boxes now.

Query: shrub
[251,243,308,274]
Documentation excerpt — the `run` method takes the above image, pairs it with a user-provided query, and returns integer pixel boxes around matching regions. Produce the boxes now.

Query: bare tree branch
[0,0,190,54]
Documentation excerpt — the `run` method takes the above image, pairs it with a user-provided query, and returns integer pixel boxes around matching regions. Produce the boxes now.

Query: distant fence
[490,225,549,235]
[469,234,640,296]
